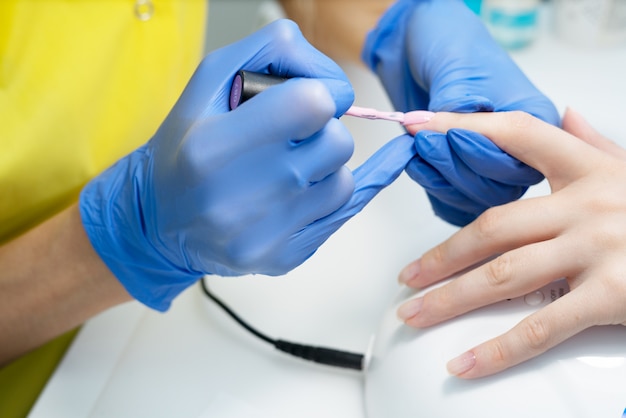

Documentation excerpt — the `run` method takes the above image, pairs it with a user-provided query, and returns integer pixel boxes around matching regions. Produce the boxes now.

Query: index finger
[406,111,600,182]
[291,134,416,246]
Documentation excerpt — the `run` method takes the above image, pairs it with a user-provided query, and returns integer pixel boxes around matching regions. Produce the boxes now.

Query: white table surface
[30,20,626,418]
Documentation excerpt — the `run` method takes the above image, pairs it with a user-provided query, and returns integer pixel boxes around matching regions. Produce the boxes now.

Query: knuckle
[590,266,626,325]
[489,339,508,365]
[201,204,241,238]
[223,242,292,276]
[309,119,353,158]
[296,80,335,116]
[324,119,353,154]
[222,240,264,274]
[280,81,334,129]
[505,110,535,131]
[474,207,503,242]
[588,222,622,250]
[421,244,449,274]
[176,132,220,183]
[484,254,513,287]
[520,317,551,352]
[269,18,301,46]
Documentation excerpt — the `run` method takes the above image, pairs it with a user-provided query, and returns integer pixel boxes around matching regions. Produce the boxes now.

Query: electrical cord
[200,277,365,371]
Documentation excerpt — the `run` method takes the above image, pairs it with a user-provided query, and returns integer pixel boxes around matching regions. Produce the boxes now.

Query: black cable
[200,277,365,371]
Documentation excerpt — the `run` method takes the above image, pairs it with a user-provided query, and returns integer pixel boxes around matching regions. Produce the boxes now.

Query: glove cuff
[79,146,202,312]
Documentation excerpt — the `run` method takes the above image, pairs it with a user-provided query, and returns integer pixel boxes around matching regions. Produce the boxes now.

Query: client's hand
[398,109,626,378]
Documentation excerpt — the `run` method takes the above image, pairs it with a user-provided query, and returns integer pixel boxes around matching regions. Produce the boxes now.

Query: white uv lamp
[365,278,626,417]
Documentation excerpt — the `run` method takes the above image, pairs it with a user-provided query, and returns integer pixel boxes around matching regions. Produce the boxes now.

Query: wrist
[0,204,132,363]
[79,146,201,311]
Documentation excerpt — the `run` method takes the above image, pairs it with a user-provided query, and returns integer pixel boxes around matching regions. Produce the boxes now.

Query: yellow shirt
[0,1,207,416]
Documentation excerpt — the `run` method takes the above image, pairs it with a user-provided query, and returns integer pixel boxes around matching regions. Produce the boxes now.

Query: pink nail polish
[447,351,476,376]
[402,110,435,126]
[397,297,423,321]
[399,260,421,285]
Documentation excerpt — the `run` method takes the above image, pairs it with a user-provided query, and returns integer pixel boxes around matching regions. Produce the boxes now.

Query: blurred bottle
[464,0,483,14]
[553,0,626,48]
[481,0,541,49]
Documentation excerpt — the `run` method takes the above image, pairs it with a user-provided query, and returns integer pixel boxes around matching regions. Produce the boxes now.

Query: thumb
[279,134,416,270]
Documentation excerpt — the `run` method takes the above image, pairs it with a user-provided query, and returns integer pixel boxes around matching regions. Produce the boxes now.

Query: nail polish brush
[229,70,433,126]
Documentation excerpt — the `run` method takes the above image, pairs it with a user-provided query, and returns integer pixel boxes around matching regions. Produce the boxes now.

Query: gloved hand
[80,19,414,311]
[363,0,560,226]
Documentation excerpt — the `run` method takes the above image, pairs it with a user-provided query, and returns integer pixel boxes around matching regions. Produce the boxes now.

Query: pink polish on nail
[399,260,421,285]
[447,351,476,376]
[397,297,423,321]
[402,110,435,126]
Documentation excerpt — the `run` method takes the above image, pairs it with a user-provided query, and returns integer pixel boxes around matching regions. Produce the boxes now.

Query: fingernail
[397,297,423,321]
[447,351,476,376]
[566,106,592,128]
[399,260,421,285]
[402,110,435,126]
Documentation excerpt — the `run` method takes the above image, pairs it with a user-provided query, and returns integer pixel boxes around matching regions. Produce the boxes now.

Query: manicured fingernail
[397,297,423,321]
[447,351,476,376]
[399,260,421,285]
[402,110,435,126]
[567,106,592,128]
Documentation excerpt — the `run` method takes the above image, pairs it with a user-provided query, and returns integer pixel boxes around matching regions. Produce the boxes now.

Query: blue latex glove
[363,0,560,226]
[80,19,414,311]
